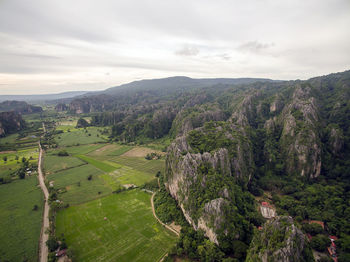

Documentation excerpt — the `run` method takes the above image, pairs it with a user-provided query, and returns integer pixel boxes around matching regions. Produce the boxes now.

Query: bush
[57,150,69,156]
[46,236,59,252]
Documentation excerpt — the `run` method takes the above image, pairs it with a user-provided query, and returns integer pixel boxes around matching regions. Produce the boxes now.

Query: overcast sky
[0,0,349,94]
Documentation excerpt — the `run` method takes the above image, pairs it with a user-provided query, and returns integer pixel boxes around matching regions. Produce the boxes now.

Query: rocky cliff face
[165,121,256,245]
[246,216,313,262]
[278,85,322,178]
[69,95,115,114]
[0,111,25,137]
[55,103,68,112]
[0,100,42,114]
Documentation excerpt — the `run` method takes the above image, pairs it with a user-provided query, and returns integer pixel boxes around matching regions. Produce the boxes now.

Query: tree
[76,118,89,128]
[310,234,331,251]
[46,236,59,252]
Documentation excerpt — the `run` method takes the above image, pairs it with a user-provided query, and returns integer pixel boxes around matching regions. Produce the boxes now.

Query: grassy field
[56,190,177,262]
[55,127,107,146]
[43,155,85,174]
[76,155,118,173]
[87,144,132,157]
[0,176,43,262]
[59,144,106,155]
[110,156,165,175]
[47,164,111,205]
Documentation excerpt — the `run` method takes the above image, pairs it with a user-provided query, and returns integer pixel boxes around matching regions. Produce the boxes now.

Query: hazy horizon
[1,0,349,95]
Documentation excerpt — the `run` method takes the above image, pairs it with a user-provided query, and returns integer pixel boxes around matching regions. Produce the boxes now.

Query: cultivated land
[0,176,43,262]
[56,190,177,262]
[54,127,107,146]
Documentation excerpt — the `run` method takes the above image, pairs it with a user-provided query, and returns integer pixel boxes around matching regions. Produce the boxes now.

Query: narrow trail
[151,192,179,236]
[151,179,180,262]
[38,124,49,262]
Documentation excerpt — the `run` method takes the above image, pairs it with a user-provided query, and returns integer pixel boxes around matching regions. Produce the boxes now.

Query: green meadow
[56,190,177,262]
[76,155,118,173]
[55,127,107,146]
[43,155,85,174]
[0,176,43,262]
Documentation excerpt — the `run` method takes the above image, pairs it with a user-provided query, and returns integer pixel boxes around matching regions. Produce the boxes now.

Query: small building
[330,236,338,241]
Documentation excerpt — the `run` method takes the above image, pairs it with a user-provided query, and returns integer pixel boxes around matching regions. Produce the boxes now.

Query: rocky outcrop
[246,216,313,262]
[0,111,25,137]
[69,95,114,114]
[171,105,226,136]
[279,85,322,178]
[0,100,42,114]
[165,121,255,244]
[328,126,344,156]
[55,103,68,112]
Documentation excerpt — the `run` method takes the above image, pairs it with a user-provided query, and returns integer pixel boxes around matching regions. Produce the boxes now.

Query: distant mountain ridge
[67,76,276,113]
[0,91,88,102]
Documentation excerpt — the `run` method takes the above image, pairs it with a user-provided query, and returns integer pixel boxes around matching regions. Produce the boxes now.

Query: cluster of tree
[145,152,162,160]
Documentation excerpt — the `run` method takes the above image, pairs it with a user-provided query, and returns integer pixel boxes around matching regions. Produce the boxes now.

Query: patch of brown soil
[169,222,181,234]
[122,147,164,157]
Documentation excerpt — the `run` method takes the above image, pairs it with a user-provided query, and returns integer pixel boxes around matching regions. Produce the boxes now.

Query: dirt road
[38,140,49,262]
[150,192,179,236]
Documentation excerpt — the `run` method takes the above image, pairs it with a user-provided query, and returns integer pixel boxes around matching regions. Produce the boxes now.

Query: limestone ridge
[278,85,322,178]
[164,71,350,250]
[165,120,256,245]
[246,216,313,262]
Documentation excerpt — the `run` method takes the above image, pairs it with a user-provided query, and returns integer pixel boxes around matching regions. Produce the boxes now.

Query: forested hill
[67,76,275,114]
[63,70,350,261]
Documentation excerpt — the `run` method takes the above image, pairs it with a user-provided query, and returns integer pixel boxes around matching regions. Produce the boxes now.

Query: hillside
[67,76,275,114]
[77,69,350,261]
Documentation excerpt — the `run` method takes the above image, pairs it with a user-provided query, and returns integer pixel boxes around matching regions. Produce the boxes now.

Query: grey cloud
[238,41,275,53]
[175,45,200,56]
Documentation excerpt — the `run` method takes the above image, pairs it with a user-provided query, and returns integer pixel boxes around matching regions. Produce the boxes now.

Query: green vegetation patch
[0,177,43,262]
[55,127,106,146]
[48,164,111,205]
[56,190,177,262]
[43,155,86,174]
[0,147,39,166]
[110,156,165,175]
[101,165,154,187]
[76,155,118,173]
[87,144,132,157]
[58,144,106,155]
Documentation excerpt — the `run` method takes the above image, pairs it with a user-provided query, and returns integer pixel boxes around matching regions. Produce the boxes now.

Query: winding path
[38,125,49,262]
[150,192,179,236]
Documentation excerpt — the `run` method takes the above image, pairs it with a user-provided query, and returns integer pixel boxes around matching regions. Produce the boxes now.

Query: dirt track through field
[38,124,49,262]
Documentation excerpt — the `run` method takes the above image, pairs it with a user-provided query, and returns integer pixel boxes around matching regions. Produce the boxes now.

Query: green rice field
[0,176,43,262]
[56,190,177,262]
